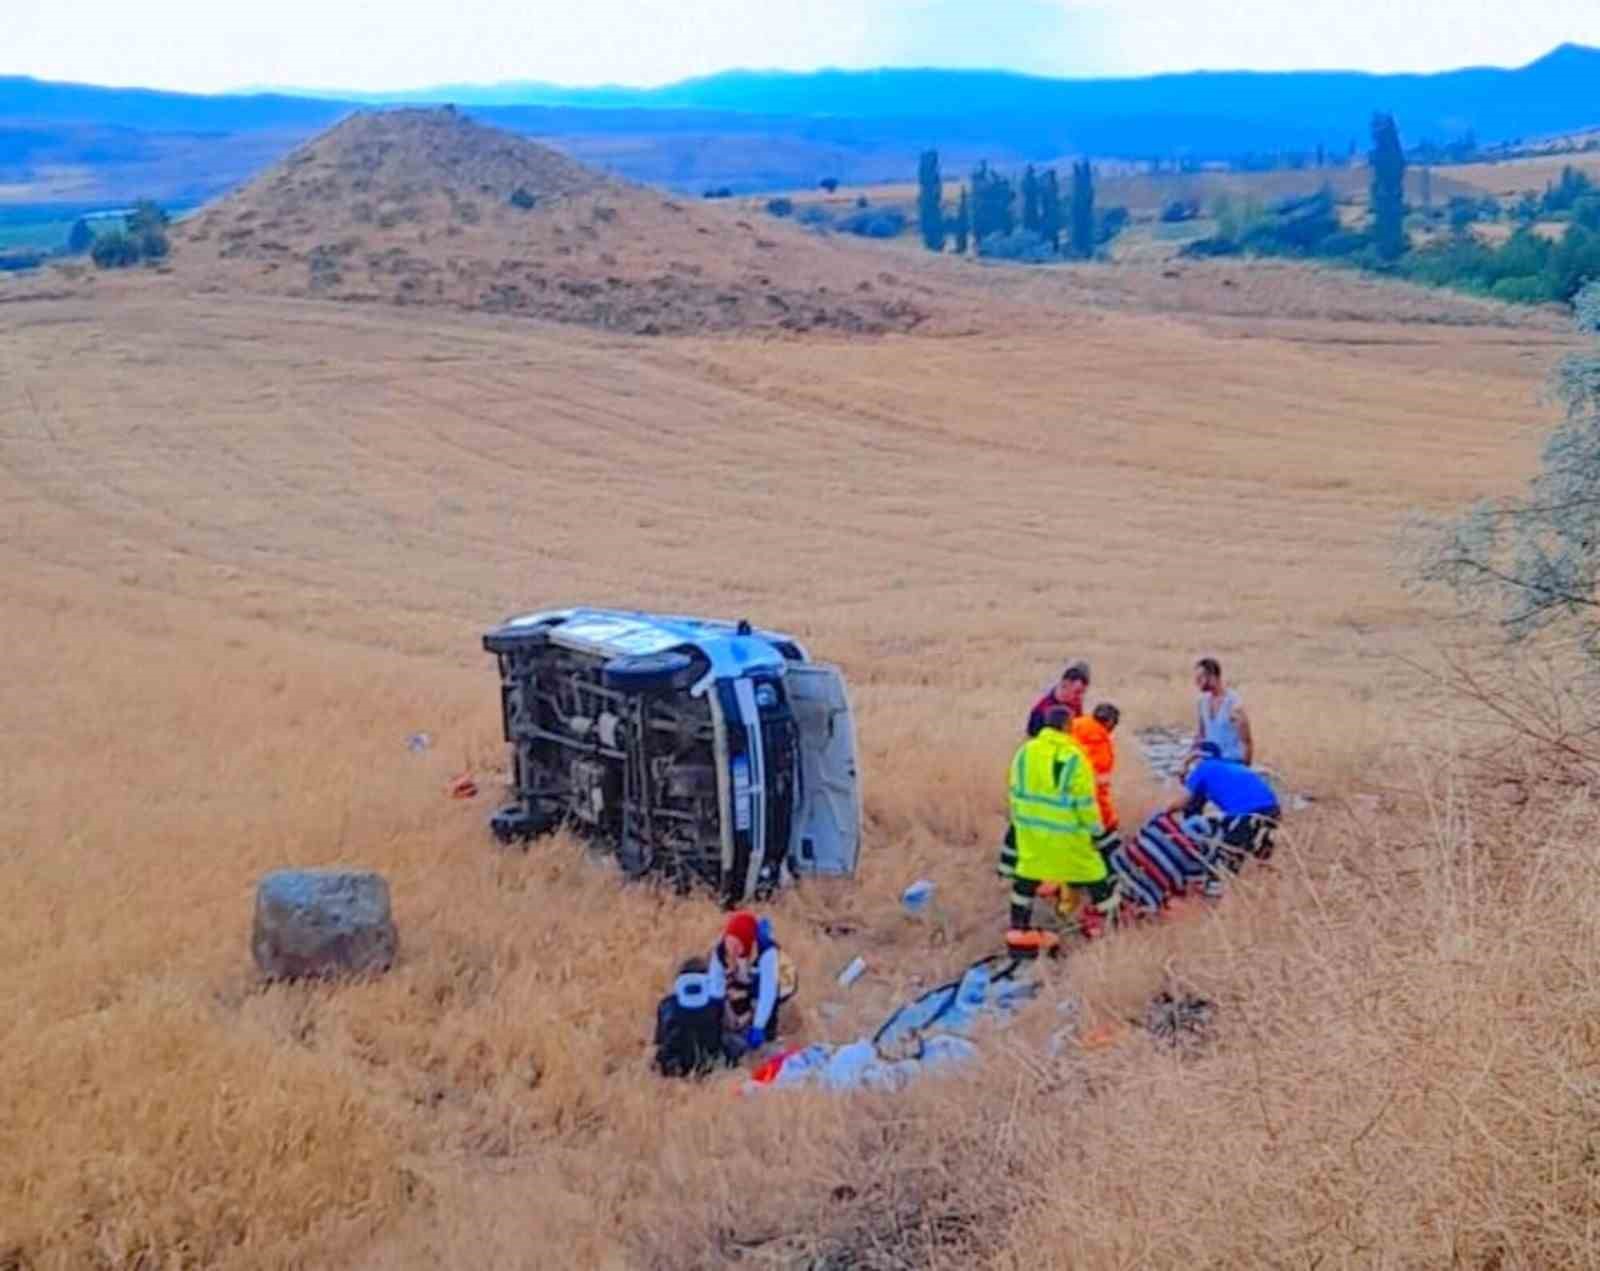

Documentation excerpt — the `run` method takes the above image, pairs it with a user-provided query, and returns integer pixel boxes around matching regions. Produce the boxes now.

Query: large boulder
[251,869,398,980]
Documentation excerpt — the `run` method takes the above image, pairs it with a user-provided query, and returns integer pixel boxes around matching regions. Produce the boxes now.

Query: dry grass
[0,255,1592,1267]
[1444,152,1600,201]
[992,746,1600,1269]
[155,108,960,337]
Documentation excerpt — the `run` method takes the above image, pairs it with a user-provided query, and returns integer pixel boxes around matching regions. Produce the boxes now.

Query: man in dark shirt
[1026,661,1090,737]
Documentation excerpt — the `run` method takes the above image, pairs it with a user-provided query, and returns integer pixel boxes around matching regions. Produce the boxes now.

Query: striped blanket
[1104,810,1279,913]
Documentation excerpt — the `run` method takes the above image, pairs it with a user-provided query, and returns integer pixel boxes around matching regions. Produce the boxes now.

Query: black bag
[653,992,724,1078]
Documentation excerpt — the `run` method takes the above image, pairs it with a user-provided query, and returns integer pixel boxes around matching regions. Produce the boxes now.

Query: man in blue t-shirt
[1173,743,1281,819]
[1168,742,1282,882]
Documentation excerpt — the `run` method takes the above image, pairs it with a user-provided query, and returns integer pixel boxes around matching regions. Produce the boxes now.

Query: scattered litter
[1135,726,1195,781]
[449,773,478,799]
[836,956,867,988]
[405,732,433,753]
[1079,1023,1123,1050]
[899,875,953,941]
[1046,997,1085,1058]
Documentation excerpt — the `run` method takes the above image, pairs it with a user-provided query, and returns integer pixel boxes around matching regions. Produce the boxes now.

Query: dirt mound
[174,108,941,336]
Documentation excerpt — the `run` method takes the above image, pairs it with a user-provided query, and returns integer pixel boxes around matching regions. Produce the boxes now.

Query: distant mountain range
[261,43,1600,150]
[2,45,1598,217]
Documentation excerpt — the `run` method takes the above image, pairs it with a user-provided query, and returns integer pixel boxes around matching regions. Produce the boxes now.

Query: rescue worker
[1193,657,1253,765]
[1026,661,1091,737]
[1004,664,1093,878]
[1005,705,1118,956]
[708,910,790,1060]
[1071,702,1121,835]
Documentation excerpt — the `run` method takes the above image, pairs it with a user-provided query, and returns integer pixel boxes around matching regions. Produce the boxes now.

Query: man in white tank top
[1193,657,1253,765]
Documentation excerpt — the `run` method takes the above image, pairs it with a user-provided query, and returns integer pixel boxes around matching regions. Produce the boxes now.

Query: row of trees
[1224,130,1486,175]
[1189,113,1599,307]
[917,152,1105,260]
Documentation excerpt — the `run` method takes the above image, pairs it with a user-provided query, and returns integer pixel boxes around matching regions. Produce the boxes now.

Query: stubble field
[3,260,1593,1267]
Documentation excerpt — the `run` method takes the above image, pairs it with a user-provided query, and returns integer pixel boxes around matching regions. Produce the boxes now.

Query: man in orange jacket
[1071,703,1121,834]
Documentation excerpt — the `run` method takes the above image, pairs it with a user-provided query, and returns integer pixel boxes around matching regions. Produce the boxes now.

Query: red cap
[723,910,759,957]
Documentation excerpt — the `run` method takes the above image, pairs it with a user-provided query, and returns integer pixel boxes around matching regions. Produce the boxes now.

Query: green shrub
[1544,225,1600,303]
[1318,230,1371,258]
[1212,193,1268,243]
[90,231,140,269]
[1490,275,1554,304]
[88,202,171,268]
[836,207,906,239]
[1098,206,1130,244]
[137,227,169,261]
[1179,236,1242,259]
[977,228,1055,262]
[126,200,168,237]
[1541,166,1595,216]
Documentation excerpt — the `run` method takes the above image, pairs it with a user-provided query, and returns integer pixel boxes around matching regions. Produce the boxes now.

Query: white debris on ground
[1134,725,1196,782]
[1135,724,1316,810]
[743,956,1048,1094]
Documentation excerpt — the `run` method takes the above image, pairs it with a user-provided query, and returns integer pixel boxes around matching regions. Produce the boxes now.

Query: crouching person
[1006,705,1119,956]
[711,910,796,1061]
[1171,742,1283,888]
[653,956,726,1078]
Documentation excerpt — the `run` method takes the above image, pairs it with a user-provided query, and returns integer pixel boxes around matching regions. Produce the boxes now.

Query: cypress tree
[953,187,971,254]
[1040,169,1062,252]
[1021,165,1041,233]
[970,162,1015,244]
[1069,160,1095,259]
[1369,113,1409,262]
[970,163,992,242]
[917,150,946,252]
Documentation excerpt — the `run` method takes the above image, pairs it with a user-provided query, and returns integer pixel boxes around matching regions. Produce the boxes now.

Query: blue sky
[8,0,1600,93]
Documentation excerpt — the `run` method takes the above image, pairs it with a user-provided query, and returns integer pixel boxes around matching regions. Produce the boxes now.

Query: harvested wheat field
[4,111,1599,1270]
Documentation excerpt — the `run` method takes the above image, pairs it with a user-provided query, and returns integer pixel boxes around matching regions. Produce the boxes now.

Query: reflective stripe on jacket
[1007,726,1106,884]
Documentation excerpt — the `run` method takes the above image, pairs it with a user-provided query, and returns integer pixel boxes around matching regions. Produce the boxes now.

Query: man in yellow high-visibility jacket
[1006,705,1118,955]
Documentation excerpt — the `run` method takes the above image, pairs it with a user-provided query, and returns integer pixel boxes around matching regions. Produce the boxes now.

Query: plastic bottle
[901,878,936,916]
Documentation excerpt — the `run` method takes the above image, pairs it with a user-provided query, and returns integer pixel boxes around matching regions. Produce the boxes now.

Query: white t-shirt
[1198,689,1246,761]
